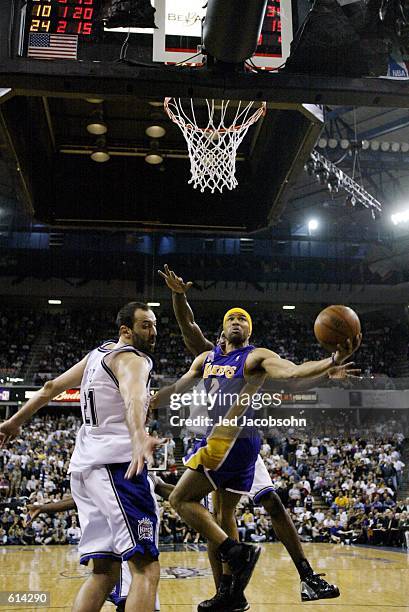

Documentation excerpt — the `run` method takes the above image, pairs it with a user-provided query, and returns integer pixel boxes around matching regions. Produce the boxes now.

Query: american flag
[27,33,78,60]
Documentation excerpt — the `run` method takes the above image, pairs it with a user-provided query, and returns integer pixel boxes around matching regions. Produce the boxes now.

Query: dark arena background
[0,0,409,610]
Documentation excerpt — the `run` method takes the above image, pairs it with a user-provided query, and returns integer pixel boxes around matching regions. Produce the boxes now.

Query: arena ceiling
[0,82,325,232]
[1,92,409,239]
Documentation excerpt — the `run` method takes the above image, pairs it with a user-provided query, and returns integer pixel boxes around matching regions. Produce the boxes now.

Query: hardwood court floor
[0,543,408,611]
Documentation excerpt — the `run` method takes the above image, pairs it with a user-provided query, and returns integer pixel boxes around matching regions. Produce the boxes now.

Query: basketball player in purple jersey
[158,265,360,610]
[154,281,360,610]
[0,301,163,612]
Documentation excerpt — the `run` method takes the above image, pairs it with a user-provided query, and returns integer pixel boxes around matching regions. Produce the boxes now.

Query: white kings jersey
[69,341,153,473]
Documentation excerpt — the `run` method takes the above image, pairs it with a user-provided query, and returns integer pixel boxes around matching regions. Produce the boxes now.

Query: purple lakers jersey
[183,343,261,486]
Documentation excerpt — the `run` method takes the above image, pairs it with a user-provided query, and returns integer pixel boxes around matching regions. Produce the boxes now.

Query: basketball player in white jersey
[0,301,163,612]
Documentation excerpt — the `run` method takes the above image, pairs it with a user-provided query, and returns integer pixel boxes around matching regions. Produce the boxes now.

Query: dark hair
[116,301,149,330]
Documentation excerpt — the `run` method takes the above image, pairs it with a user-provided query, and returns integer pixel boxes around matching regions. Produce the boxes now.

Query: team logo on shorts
[138,517,154,540]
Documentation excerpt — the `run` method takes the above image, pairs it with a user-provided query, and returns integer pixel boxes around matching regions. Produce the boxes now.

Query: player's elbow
[42,379,57,399]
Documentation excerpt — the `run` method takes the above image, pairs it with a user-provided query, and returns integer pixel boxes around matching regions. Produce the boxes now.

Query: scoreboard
[153,0,294,69]
[26,0,98,37]
[22,0,101,57]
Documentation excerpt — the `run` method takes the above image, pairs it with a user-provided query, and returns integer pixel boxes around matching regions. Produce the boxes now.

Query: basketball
[314,305,361,353]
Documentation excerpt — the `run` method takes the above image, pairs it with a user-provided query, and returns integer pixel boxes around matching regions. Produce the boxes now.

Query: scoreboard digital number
[26,0,97,37]
[257,0,282,56]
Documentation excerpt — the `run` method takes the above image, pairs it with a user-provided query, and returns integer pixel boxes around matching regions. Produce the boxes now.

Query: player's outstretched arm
[112,352,165,479]
[27,497,77,523]
[152,352,208,409]
[0,355,89,447]
[287,364,362,390]
[158,264,214,356]
[254,335,361,381]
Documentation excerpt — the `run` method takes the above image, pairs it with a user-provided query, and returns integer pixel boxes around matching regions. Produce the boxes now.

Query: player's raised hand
[158,264,193,294]
[125,435,167,479]
[328,362,362,380]
[334,333,362,364]
[0,420,21,448]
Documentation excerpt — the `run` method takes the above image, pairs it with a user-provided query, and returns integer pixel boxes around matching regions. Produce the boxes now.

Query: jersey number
[83,389,98,426]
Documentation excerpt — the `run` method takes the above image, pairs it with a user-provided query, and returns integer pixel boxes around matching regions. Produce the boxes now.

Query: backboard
[152,0,294,69]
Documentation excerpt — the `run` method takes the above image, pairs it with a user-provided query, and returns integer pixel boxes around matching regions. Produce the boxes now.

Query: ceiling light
[328,138,338,149]
[283,305,296,310]
[340,139,349,150]
[391,142,400,152]
[308,219,319,231]
[85,97,104,104]
[145,140,163,165]
[317,138,327,148]
[145,125,166,138]
[149,101,163,107]
[380,141,390,152]
[48,299,61,305]
[391,209,409,225]
[147,302,160,307]
[370,140,380,151]
[401,142,409,153]
[91,137,110,163]
[145,151,163,165]
[86,109,107,135]
[361,140,370,150]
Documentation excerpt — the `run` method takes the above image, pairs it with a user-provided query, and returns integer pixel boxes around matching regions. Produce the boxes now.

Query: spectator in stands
[242,507,256,541]
[66,518,81,544]
[0,473,9,498]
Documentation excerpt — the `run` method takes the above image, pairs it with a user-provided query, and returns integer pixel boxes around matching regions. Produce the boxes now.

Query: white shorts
[248,456,275,503]
[71,463,160,565]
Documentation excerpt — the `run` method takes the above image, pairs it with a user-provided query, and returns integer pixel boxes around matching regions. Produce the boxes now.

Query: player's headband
[223,308,252,337]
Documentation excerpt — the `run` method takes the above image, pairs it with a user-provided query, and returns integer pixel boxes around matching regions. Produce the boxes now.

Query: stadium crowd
[0,413,407,550]
[0,309,43,379]
[4,307,401,385]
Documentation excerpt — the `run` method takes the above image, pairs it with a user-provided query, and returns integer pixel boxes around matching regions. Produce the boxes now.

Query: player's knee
[128,555,159,585]
[92,558,120,581]
[259,491,285,517]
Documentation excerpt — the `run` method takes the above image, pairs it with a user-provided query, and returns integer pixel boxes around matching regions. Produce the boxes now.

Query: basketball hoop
[164,98,266,193]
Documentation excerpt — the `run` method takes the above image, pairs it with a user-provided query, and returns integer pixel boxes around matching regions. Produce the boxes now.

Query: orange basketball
[314,305,361,353]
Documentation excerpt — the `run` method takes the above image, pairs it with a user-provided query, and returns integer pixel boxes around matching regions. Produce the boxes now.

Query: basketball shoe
[198,575,249,611]
[222,542,261,592]
[300,572,340,601]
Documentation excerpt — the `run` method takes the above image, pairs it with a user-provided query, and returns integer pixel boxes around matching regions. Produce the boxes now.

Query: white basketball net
[164,98,266,193]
